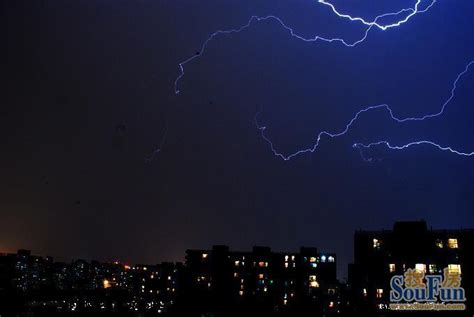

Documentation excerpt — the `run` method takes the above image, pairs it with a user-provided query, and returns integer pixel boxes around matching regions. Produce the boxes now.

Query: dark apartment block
[179,245,338,316]
[348,221,473,316]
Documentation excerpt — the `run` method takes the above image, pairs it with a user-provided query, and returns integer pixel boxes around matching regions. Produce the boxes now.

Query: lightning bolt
[172,0,474,161]
[352,61,474,160]
[257,60,474,160]
[174,0,436,94]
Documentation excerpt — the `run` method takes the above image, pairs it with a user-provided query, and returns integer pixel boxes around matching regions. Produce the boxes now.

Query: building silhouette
[179,245,338,316]
[348,220,473,316]
[0,220,472,316]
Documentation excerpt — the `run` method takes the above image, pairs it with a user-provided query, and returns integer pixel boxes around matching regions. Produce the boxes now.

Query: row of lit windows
[202,253,334,264]
[362,288,383,298]
[436,238,458,249]
[388,263,461,274]
[373,238,459,249]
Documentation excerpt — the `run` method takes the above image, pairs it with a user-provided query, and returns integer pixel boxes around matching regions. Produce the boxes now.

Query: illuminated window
[234,260,240,266]
[373,238,382,249]
[103,279,111,289]
[448,264,461,274]
[448,239,458,249]
[389,264,396,273]
[291,255,295,261]
[284,255,289,262]
[258,274,265,280]
[263,287,268,292]
[329,301,334,308]
[429,264,437,274]
[310,263,317,268]
[309,275,319,288]
[202,253,208,259]
[320,255,327,263]
[363,288,367,297]
[376,289,384,299]
[284,262,289,268]
[435,239,444,248]
[234,272,239,278]
[309,256,317,263]
[415,264,426,273]
[328,256,335,263]
[258,261,268,268]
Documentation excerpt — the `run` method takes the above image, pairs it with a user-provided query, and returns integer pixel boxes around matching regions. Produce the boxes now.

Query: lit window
[239,290,243,296]
[309,257,317,263]
[309,275,319,288]
[415,264,426,273]
[448,239,458,249]
[284,262,289,268]
[258,261,268,268]
[234,272,239,278]
[320,255,327,263]
[448,264,461,274]
[291,255,295,261]
[235,260,239,266]
[258,274,265,280]
[363,288,367,297]
[329,301,334,308]
[263,287,268,292]
[328,256,335,263]
[389,264,396,273]
[435,239,444,248]
[202,253,208,259]
[429,264,437,274]
[310,263,317,268]
[376,288,383,299]
[373,239,382,249]
[284,255,289,262]
[103,279,111,289]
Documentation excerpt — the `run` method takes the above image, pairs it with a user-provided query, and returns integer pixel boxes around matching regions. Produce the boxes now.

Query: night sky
[3,0,474,278]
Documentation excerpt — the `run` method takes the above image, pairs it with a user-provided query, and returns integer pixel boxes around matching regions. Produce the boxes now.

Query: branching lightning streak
[175,0,436,94]
[173,0,474,161]
[352,61,474,160]
[318,0,435,31]
[354,141,474,158]
[257,60,474,160]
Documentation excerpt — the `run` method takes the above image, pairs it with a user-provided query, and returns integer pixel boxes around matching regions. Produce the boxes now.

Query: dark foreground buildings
[348,221,473,316]
[0,220,472,316]
[179,245,338,316]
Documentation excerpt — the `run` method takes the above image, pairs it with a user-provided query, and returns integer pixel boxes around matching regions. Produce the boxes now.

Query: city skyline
[3,0,474,312]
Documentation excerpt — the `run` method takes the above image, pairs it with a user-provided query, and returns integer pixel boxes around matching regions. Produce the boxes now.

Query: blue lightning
[354,141,474,161]
[173,0,474,161]
[257,60,474,160]
[318,0,436,31]
[174,0,436,94]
